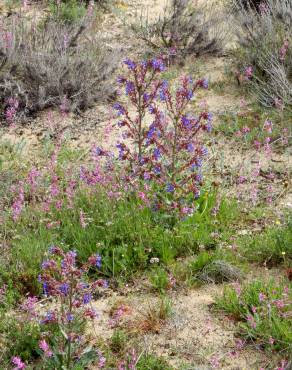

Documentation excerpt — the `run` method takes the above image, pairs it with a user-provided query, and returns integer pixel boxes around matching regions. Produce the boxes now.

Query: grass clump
[216,279,292,355]
[231,0,292,107]
[237,212,292,267]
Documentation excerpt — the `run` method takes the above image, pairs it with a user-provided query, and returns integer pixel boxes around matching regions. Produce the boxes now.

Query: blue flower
[202,78,209,89]
[205,122,212,132]
[95,146,102,156]
[66,313,74,322]
[196,173,203,182]
[187,90,193,100]
[153,166,161,175]
[201,146,208,156]
[125,81,134,95]
[123,59,136,70]
[113,103,125,116]
[43,282,49,296]
[147,125,156,139]
[151,59,165,72]
[59,283,70,296]
[83,293,92,304]
[160,90,167,101]
[148,105,155,114]
[95,254,102,269]
[182,115,191,128]
[153,148,161,160]
[41,260,50,270]
[187,143,194,153]
[207,112,213,123]
[194,189,201,199]
[166,184,175,193]
[143,93,150,103]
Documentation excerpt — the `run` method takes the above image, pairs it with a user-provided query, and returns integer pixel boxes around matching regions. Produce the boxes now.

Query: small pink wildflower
[241,126,250,134]
[244,66,253,80]
[39,339,53,357]
[209,354,220,368]
[263,119,273,133]
[259,292,266,302]
[11,356,26,370]
[247,314,257,329]
[79,210,87,229]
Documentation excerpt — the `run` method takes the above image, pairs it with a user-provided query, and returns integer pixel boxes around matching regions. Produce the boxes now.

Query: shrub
[188,251,242,284]
[231,0,292,107]
[131,0,229,61]
[216,279,292,355]
[0,15,118,122]
[49,0,88,23]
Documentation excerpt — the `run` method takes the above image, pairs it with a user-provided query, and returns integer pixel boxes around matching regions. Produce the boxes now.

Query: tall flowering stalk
[114,58,165,162]
[17,246,108,369]
[112,58,212,215]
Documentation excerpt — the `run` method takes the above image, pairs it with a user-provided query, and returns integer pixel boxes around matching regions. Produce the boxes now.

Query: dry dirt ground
[1,0,291,368]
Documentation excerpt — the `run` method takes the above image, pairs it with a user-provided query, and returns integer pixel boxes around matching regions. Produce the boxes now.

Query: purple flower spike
[123,59,136,70]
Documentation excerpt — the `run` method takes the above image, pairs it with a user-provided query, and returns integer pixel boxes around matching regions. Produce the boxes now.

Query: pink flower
[263,119,273,133]
[39,339,53,357]
[269,337,275,345]
[259,292,266,302]
[11,356,26,369]
[244,66,253,80]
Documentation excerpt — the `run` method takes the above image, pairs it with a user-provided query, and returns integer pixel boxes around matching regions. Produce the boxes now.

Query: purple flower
[166,184,175,193]
[207,112,213,123]
[205,122,212,132]
[117,76,125,84]
[194,189,201,199]
[187,90,193,100]
[201,146,208,156]
[144,172,151,180]
[59,283,70,296]
[202,78,209,89]
[182,115,191,128]
[43,282,49,296]
[151,58,165,72]
[196,173,203,182]
[113,103,126,116]
[153,148,161,160]
[83,293,92,304]
[160,90,167,101]
[153,166,161,175]
[11,356,26,369]
[187,143,194,153]
[123,59,136,70]
[143,93,150,103]
[147,125,156,139]
[125,81,134,95]
[148,105,155,114]
[66,313,74,321]
[95,254,102,269]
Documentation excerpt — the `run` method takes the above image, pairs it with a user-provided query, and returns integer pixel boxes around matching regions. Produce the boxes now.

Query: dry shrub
[231,0,292,107]
[0,15,118,121]
[197,260,242,284]
[131,0,229,61]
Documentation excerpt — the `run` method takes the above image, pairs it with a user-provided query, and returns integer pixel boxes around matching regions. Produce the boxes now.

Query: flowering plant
[112,58,212,216]
[13,247,107,369]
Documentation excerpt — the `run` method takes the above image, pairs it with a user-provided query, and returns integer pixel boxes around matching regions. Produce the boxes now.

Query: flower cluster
[111,58,212,215]
[14,247,107,369]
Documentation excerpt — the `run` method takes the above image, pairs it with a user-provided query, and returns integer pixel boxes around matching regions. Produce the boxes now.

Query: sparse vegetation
[131,0,229,61]
[0,0,291,368]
